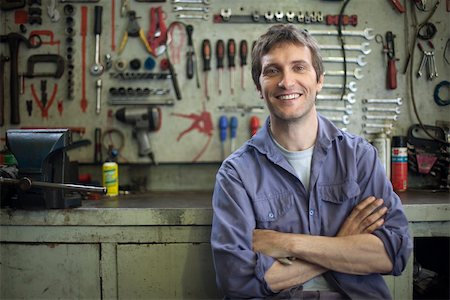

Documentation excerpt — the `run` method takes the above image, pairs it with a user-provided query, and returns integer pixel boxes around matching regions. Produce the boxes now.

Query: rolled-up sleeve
[356,142,413,276]
[211,164,276,298]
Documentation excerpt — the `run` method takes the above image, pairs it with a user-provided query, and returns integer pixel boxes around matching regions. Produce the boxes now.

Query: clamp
[119,10,154,55]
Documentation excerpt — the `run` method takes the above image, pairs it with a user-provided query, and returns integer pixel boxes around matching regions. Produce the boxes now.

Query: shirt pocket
[318,180,360,204]
[253,193,294,222]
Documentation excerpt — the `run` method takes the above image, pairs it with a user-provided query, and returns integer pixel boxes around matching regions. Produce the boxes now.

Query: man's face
[258,43,324,123]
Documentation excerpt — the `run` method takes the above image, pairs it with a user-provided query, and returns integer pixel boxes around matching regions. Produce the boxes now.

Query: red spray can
[391,136,408,192]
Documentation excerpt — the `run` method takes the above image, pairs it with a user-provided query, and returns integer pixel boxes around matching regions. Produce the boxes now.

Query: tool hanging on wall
[90,5,104,76]
[185,24,200,88]
[147,6,167,56]
[227,38,236,95]
[0,55,10,126]
[201,39,211,100]
[376,31,398,90]
[0,32,41,125]
[80,5,88,112]
[216,39,224,95]
[119,10,154,55]
[239,40,248,91]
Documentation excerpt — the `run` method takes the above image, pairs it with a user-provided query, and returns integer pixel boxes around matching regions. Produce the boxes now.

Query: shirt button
[309,209,314,216]
[268,212,274,218]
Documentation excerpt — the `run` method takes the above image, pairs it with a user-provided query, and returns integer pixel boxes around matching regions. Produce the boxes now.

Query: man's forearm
[265,259,327,292]
[288,233,392,275]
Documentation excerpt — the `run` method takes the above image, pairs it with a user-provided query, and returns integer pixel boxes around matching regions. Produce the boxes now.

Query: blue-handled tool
[219,115,228,160]
[230,116,238,153]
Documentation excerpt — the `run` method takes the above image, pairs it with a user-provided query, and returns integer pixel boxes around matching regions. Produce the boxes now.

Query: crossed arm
[253,196,393,292]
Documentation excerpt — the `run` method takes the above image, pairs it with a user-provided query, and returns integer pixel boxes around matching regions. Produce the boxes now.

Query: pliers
[119,11,154,55]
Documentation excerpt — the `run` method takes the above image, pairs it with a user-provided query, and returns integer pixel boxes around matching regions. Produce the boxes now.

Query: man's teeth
[278,93,300,100]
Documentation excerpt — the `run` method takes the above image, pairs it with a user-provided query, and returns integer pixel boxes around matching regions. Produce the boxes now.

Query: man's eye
[293,65,305,72]
[263,68,278,76]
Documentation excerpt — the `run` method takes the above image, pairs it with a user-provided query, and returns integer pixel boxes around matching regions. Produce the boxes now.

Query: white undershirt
[272,138,335,292]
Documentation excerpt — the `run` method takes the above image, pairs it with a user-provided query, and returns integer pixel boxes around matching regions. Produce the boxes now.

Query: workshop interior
[0,0,449,299]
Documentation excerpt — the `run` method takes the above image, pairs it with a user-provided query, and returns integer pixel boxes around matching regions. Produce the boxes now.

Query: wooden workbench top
[1,190,448,226]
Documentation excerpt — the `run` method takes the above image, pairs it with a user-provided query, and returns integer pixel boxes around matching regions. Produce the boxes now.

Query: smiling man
[211,25,412,299]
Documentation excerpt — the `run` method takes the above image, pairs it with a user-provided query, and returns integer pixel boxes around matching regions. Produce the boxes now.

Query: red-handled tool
[239,40,248,91]
[250,116,260,136]
[216,39,225,95]
[227,39,236,95]
[390,0,405,13]
[385,31,397,90]
[201,39,211,100]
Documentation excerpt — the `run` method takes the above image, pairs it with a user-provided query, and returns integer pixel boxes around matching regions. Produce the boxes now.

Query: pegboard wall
[1,0,449,164]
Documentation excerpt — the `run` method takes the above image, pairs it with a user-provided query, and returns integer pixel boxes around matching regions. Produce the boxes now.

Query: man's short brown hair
[251,24,324,90]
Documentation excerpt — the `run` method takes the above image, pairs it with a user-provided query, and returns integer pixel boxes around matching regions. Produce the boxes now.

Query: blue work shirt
[211,114,412,299]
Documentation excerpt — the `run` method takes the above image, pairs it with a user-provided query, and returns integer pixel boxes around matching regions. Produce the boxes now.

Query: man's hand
[337,196,387,237]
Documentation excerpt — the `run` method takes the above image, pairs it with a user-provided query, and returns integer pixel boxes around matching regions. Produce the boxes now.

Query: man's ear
[316,74,325,93]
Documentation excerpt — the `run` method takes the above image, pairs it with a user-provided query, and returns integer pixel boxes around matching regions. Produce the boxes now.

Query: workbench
[1,190,449,299]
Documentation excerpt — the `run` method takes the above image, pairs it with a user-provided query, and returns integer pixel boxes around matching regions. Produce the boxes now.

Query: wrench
[174,6,209,12]
[317,93,356,104]
[363,98,402,105]
[327,115,350,125]
[364,128,392,135]
[308,28,375,40]
[363,106,401,114]
[322,81,357,92]
[316,104,353,115]
[363,114,398,121]
[323,55,367,67]
[320,43,371,55]
[324,68,363,80]
[95,78,102,115]
[90,6,104,76]
[363,123,393,129]
[173,0,210,4]
[177,14,209,20]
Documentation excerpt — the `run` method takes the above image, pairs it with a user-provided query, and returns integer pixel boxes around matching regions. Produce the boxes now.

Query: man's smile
[276,93,303,100]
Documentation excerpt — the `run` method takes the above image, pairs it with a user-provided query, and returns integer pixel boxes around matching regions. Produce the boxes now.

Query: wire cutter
[119,10,154,55]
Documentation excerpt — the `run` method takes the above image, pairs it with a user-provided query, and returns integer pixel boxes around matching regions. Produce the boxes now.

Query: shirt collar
[248,112,343,160]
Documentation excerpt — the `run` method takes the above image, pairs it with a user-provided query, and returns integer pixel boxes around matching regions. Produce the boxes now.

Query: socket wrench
[90,6,104,76]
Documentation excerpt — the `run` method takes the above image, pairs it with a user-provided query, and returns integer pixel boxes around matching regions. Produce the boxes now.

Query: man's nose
[277,71,296,88]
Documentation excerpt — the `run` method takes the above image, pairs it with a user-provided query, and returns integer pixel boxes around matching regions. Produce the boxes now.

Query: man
[211,24,412,299]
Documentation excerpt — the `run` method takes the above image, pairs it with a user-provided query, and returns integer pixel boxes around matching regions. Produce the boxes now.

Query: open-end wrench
[316,104,353,115]
[308,28,375,40]
[324,68,363,80]
[327,115,350,125]
[320,42,371,55]
[317,93,356,104]
[364,128,392,135]
[363,114,398,121]
[173,0,210,4]
[363,98,402,105]
[90,6,104,76]
[363,123,393,129]
[177,14,209,20]
[323,55,367,66]
[322,81,357,92]
[174,6,209,12]
[363,106,401,114]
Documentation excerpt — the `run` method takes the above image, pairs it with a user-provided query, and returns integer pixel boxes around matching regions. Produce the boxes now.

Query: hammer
[0,33,40,125]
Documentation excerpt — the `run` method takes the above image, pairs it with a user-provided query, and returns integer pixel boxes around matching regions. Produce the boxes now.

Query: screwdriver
[216,39,225,95]
[186,25,194,80]
[219,115,228,160]
[201,39,211,100]
[250,116,260,136]
[239,40,248,91]
[230,116,238,153]
[227,39,236,95]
